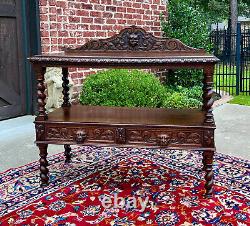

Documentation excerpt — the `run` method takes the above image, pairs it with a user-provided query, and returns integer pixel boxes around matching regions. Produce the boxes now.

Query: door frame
[21,0,41,115]
[0,1,24,119]
[0,0,40,120]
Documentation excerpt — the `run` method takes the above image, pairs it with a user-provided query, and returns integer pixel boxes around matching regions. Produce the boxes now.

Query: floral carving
[64,26,202,52]
[127,130,202,146]
[204,130,215,147]
[92,129,115,140]
[47,127,72,140]
[46,127,115,143]
[35,124,45,140]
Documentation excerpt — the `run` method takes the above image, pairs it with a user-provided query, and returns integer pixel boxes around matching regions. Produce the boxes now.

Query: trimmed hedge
[79,69,202,109]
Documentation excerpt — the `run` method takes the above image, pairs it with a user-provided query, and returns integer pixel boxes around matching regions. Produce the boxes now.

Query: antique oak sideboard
[29,26,219,198]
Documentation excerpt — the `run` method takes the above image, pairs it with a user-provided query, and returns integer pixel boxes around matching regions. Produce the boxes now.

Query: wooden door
[0,0,25,120]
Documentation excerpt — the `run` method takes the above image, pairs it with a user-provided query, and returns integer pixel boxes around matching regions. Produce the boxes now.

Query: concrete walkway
[0,116,61,172]
[0,103,249,172]
[213,103,250,159]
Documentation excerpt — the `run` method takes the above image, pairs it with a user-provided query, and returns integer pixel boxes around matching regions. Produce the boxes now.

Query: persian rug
[0,146,249,225]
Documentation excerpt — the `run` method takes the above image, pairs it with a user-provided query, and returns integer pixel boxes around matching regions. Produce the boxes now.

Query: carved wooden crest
[64,26,203,53]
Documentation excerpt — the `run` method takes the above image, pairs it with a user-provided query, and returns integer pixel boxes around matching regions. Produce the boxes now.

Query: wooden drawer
[45,126,117,144]
[126,128,204,147]
[37,124,211,148]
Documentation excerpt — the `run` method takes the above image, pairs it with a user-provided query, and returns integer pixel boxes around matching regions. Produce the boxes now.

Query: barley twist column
[35,66,47,121]
[202,150,214,198]
[38,144,49,187]
[62,67,72,162]
[202,65,216,198]
[34,66,49,186]
[62,67,71,107]
[202,65,215,125]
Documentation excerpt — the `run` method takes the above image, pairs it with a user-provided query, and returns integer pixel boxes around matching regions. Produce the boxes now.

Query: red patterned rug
[0,146,249,225]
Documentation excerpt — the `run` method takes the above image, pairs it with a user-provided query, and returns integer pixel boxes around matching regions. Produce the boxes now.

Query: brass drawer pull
[75,130,87,143]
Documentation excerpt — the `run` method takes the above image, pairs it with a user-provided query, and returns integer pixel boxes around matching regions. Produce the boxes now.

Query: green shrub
[79,69,202,109]
[163,86,203,109]
[161,0,211,87]
[79,69,167,108]
[161,0,211,51]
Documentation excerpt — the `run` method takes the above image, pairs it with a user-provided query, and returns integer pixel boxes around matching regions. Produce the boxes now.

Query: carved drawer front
[126,129,203,147]
[45,126,117,144]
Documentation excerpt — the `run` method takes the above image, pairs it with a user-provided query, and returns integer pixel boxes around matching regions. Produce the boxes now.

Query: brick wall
[39,0,167,93]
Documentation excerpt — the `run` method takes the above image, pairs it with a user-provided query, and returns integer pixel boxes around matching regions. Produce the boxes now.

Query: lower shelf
[47,105,210,127]
[35,105,215,149]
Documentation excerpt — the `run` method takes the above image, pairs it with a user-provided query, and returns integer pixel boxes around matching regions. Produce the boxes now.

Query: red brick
[136,9,145,14]
[106,6,116,12]
[94,4,105,11]
[117,19,126,24]
[90,11,102,17]
[141,4,150,10]
[63,38,77,45]
[69,16,80,23]
[39,0,167,91]
[158,5,166,11]
[49,23,57,30]
[58,31,69,37]
[106,19,116,24]
[114,13,123,18]
[51,46,59,52]
[41,30,49,37]
[40,22,49,30]
[100,0,112,4]
[49,0,56,6]
[82,17,94,23]
[39,0,47,6]
[40,6,48,14]
[103,12,113,18]
[117,7,126,13]
[56,8,63,15]
[124,14,133,19]
[151,4,157,10]
[123,2,132,7]
[56,1,67,8]
[50,31,58,37]
[132,2,141,8]
[41,38,50,44]
[127,8,136,13]
[76,10,89,17]
[90,25,102,30]
[49,14,56,21]
[49,7,56,14]
[133,14,142,20]
[51,38,58,44]
[40,14,48,21]
[102,25,113,30]
[42,45,50,53]
[82,4,93,10]
[94,18,104,24]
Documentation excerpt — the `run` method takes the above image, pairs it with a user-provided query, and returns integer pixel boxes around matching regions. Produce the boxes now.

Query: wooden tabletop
[29,51,219,68]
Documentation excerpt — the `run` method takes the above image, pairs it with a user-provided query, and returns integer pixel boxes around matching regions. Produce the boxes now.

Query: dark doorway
[0,0,40,120]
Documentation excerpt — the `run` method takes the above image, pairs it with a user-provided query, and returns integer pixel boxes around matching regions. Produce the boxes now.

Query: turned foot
[64,144,72,163]
[202,149,215,198]
[38,144,49,187]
